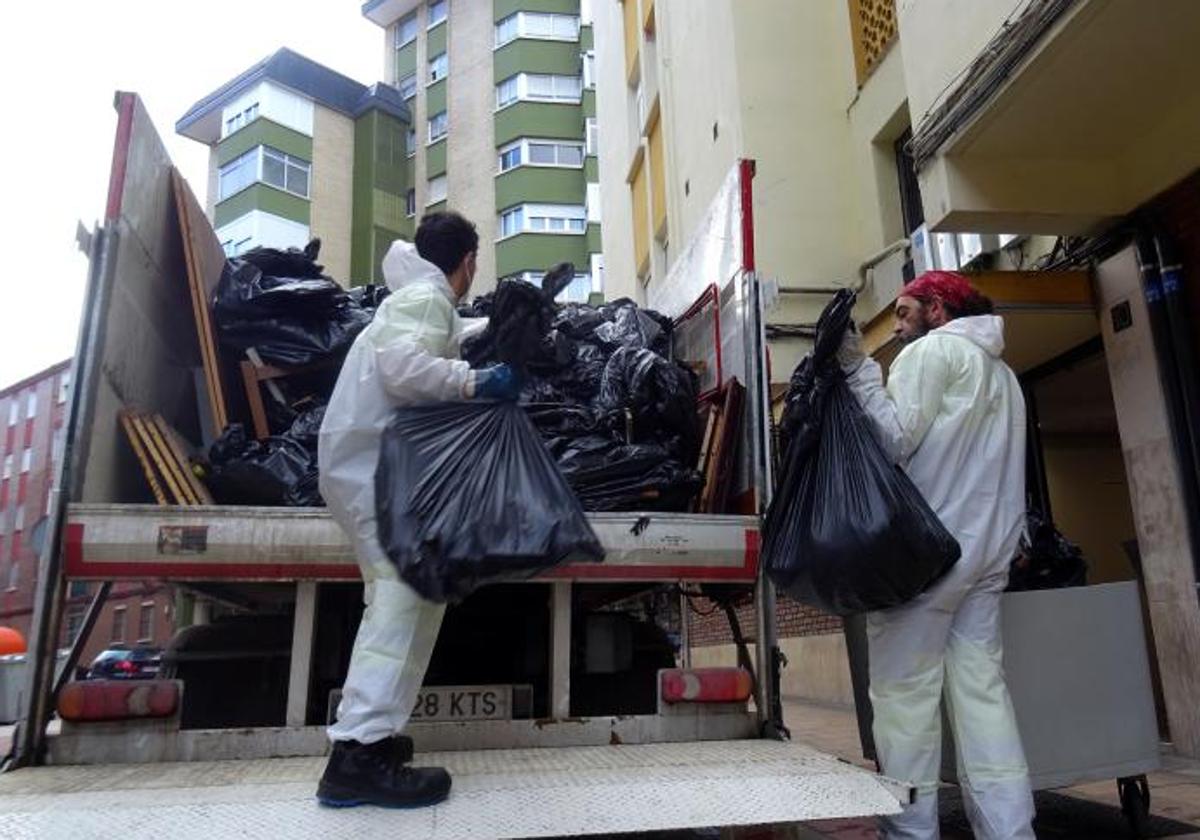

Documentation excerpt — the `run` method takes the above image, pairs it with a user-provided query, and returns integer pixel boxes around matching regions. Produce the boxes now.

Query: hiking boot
[316,738,450,809]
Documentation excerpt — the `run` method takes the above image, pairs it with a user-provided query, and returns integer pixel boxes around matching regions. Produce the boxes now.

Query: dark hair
[415,211,478,277]
[943,290,995,318]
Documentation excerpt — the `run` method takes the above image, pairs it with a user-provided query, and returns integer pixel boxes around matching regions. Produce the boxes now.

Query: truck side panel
[81,92,205,505]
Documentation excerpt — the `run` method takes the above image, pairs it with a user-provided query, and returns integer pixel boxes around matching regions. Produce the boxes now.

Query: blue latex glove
[472,364,520,401]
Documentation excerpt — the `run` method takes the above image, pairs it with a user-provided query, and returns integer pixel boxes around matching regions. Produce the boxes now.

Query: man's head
[893,270,993,343]
[415,211,479,301]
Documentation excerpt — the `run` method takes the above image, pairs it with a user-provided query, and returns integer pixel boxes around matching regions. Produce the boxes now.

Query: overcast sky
[0,1,383,388]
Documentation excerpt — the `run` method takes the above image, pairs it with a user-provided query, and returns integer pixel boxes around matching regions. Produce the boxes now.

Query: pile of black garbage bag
[206,402,326,507]
[205,241,390,507]
[459,264,703,511]
[762,290,961,615]
[212,240,389,368]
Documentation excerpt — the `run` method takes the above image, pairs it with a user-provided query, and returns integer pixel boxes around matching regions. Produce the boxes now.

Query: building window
[494,73,582,109]
[7,400,16,426]
[428,0,447,29]
[505,271,592,303]
[14,505,24,531]
[139,601,155,643]
[496,138,584,173]
[398,73,417,100]
[498,206,524,238]
[583,51,596,89]
[395,11,418,47]
[262,147,311,198]
[494,12,580,47]
[428,52,448,84]
[406,127,417,156]
[68,581,88,598]
[45,483,53,515]
[66,606,84,644]
[26,392,37,419]
[497,203,586,239]
[112,606,127,643]
[223,102,259,137]
[2,455,11,481]
[6,558,16,591]
[52,429,65,467]
[428,111,448,144]
[586,118,598,156]
[219,146,311,202]
[405,189,416,217]
[20,449,31,474]
[218,149,258,200]
[427,175,447,205]
[58,371,70,405]
[495,76,519,109]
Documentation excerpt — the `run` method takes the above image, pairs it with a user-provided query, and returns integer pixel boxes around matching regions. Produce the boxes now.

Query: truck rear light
[58,680,179,722]
[660,667,753,704]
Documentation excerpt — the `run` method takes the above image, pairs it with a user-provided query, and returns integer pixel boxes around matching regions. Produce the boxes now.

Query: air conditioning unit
[957,233,1001,267]
[910,224,960,275]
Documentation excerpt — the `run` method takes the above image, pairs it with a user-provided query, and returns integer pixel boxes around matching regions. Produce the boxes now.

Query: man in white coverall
[315,211,519,809]
[838,270,1035,839]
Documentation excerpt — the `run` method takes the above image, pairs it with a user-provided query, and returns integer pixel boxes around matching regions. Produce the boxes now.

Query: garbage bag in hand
[376,401,604,602]
[762,290,959,615]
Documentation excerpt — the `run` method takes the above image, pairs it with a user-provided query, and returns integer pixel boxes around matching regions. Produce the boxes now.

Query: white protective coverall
[319,241,473,744]
[845,314,1035,840]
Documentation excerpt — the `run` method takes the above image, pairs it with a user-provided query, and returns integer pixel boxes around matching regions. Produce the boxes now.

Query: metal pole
[11,224,117,768]
[52,581,113,698]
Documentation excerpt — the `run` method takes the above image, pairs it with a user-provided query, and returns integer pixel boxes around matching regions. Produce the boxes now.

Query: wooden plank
[171,167,231,433]
[141,416,202,506]
[699,389,732,514]
[118,412,169,506]
[711,380,745,514]
[693,403,719,513]
[129,414,193,505]
[241,361,273,440]
[151,414,215,505]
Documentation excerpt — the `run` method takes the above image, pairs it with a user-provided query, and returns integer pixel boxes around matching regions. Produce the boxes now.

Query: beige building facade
[596,0,1200,758]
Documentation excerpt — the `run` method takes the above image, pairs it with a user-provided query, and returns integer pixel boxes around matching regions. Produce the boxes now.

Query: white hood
[934,314,1006,358]
[381,240,455,301]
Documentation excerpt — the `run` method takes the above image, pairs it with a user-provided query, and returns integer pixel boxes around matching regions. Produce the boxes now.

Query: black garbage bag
[207,424,323,507]
[287,402,326,450]
[762,290,960,615]
[212,246,372,367]
[457,291,494,319]
[1007,511,1087,591]
[550,436,703,511]
[237,240,325,279]
[540,262,576,300]
[375,401,604,602]
[553,304,607,339]
[596,347,701,464]
[461,278,556,372]
[593,301,664,351]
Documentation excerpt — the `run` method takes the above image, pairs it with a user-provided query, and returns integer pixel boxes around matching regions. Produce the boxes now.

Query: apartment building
[595,0,1200,758]
[177,48,413,287]
[0,361,175,665]
[363,0,603,299]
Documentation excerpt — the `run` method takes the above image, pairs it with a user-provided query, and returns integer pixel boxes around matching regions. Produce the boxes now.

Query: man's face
[893,295,941,343]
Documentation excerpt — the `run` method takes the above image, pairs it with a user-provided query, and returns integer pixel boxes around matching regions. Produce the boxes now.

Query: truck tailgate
[0,740,906,837]
[65,503,759,582]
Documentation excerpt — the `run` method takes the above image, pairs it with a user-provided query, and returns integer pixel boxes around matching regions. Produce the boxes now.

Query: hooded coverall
[319,241,473,745]
[845,314,1035,840]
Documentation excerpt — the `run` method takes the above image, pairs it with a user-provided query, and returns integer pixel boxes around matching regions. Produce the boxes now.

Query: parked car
[85,646,162,680]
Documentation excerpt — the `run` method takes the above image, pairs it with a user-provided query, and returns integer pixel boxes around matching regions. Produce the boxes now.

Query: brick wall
[687,592,842,647]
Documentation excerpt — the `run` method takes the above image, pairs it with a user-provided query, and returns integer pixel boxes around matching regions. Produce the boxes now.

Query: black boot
[317,738,451,808]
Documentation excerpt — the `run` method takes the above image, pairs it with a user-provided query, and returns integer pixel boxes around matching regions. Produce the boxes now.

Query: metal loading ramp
[0,740,906,838]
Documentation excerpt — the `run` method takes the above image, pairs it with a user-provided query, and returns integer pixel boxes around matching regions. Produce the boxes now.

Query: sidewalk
[783,698,1200,839]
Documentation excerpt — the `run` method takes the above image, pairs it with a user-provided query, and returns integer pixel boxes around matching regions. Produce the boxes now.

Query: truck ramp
[0,739,906,838]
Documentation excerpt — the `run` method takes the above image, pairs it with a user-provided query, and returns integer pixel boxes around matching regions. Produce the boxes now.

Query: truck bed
[0,740,906,838]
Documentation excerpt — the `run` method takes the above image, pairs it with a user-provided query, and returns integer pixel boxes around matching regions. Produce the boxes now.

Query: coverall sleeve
[369,285,472,405]
[844,338,952,464]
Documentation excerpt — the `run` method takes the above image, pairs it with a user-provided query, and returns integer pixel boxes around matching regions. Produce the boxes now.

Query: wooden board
[151,414,215,505]
[118,412,169,505]
[171,167,231,433]
[128,414,192,505]
[712,379,745,514]
[140,416,202,506]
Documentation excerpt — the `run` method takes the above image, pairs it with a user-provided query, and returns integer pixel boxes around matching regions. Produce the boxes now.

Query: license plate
[409,685,512,722]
